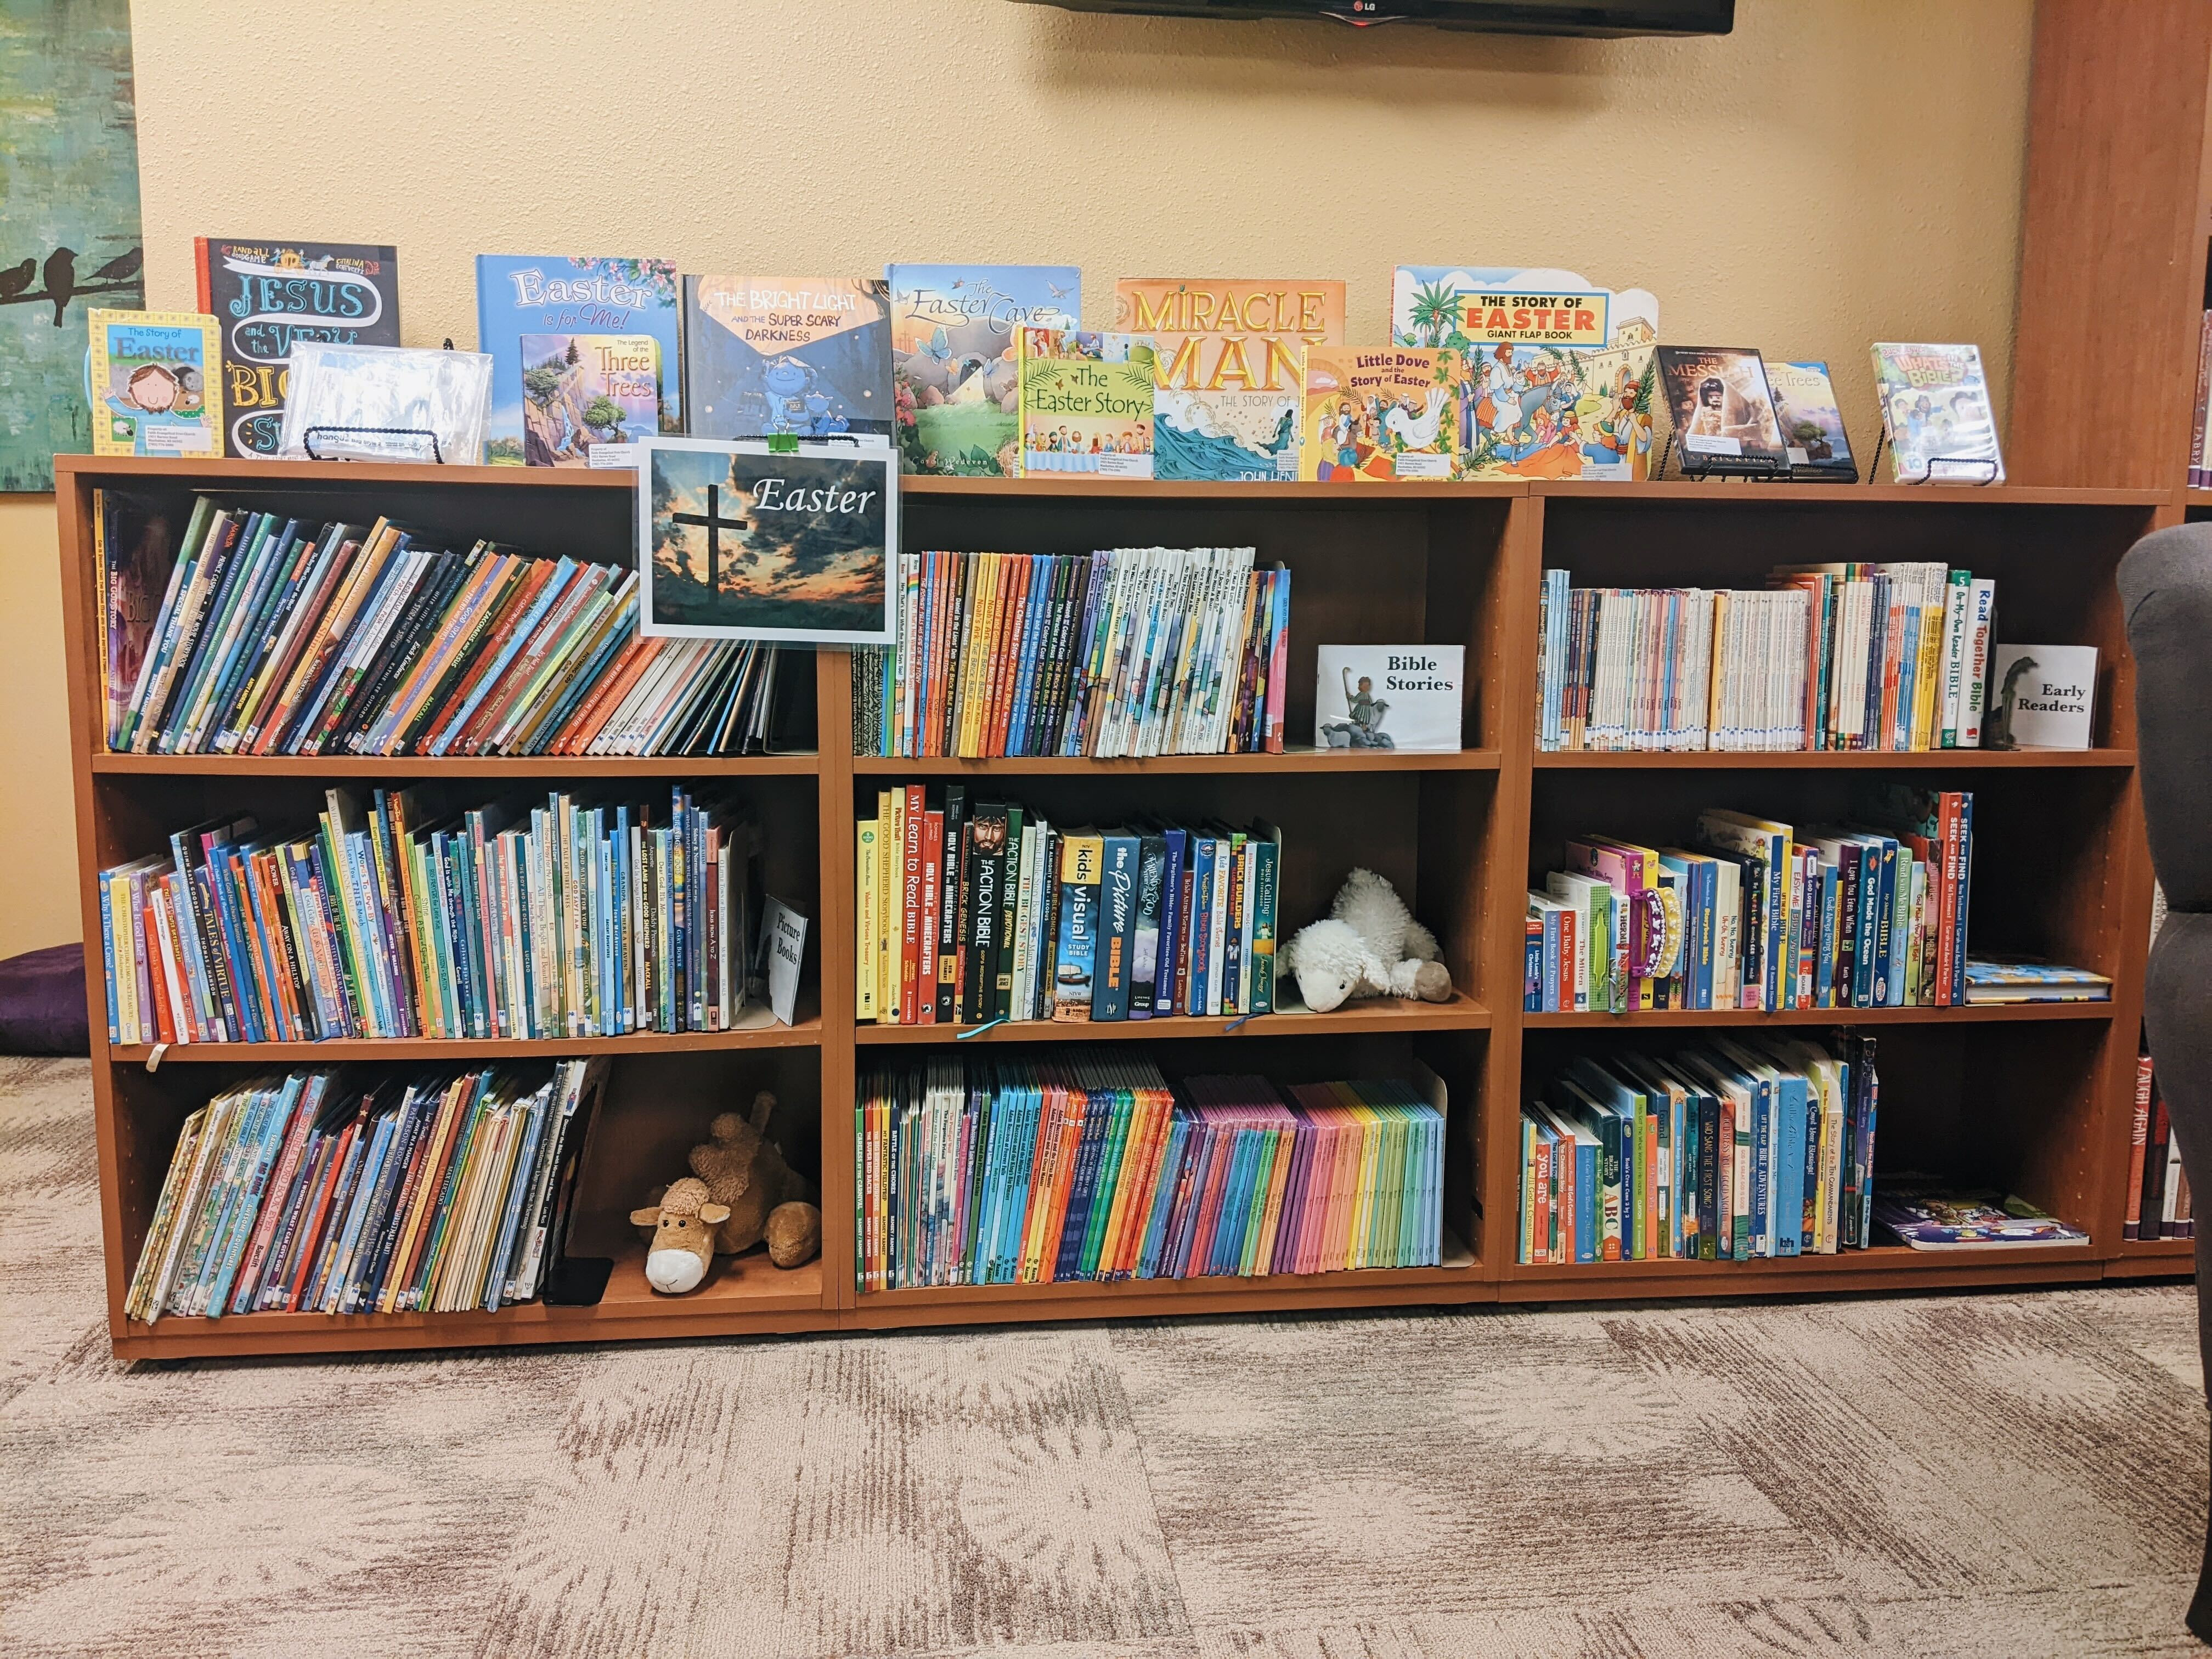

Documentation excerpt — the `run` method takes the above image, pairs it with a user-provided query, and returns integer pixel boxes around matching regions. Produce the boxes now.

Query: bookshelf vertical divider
[56,458,2171,1359]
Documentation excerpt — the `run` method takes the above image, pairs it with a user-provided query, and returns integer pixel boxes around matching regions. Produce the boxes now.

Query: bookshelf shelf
[108,1011,824,1065]
[1497,1242,2107,1302]
[2106,1237,2196,1278]
[1520,1003,2114,1029]
[854,1235,1478,1308]
[2117,1235,2195,1257]
[56,459,2172,1359]
[89,752,821,778]
[1532,748,2136,771]
[902,475,1523,504]
[855,994,1491,1046]
[853,747,1503,776]
[1530,480,2172,509]
[110,1244,833,1361]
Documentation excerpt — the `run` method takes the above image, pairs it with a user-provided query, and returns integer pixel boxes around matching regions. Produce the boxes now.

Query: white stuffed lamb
[1278,867,1453,1013]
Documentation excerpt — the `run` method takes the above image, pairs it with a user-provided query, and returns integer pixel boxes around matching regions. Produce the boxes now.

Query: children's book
[1870,343,2004,483]
[517,335,662,466]
[1391,265,1658,480]
[1114,279,1345,482]
[1017,329,1156,477]
[194,240,400,458]
[1299,347,1463,482]
[1872,1177,2087,1248]
[684,276,893,444]
[1656,346,1788,476]
[1765,360,1858,482]
[888,264,1079,476]
[475,256,681,465]
[88,311,223,458]
[98,490,186,748]
[1053,833,1104,1021]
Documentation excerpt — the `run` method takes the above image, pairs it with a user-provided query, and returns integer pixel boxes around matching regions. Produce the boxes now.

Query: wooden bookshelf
[2006,4,2212,1274]
[56,458,2176,1359]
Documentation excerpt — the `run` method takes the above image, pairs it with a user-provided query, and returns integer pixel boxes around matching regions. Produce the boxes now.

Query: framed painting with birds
[0,0,145,491]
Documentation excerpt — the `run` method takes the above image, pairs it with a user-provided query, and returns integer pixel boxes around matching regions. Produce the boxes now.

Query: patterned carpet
[1,1055,2208,1659]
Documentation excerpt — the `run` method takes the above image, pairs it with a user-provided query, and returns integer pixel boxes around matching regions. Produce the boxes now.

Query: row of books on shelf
[98,787,763,1047]
[1518,1036,1878,1265]
[1526,795,1975,1014]
[2127,1048,2195,1241]
[144,244,1997,490]
[857,787,1279,1026]
[98,489,788,758]
[2191,309,2212,489]
[125,1060,604,1323]
[1536,562,2003,753]
[857,1054,1447,1290]
[850,547,1290,759]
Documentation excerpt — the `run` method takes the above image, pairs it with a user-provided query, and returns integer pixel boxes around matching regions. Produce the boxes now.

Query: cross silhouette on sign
[670,482,747,592]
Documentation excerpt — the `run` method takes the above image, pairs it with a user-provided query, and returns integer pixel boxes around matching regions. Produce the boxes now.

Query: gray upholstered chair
[2120,525,2212,1640]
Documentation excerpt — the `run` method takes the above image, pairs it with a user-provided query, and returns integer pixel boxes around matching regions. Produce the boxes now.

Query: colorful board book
[888,263,1079,476]
[682,275,893,444]
[194,239,400,458]
[1017,328,1156,476]
[1114,278,1345,481]
[1391,264,1657,480]
[1299,347,1465,481]
[87,309,223,458]
[475,256,681,465]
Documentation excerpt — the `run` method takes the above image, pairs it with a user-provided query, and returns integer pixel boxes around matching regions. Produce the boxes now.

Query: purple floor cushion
[0,944,90,1056]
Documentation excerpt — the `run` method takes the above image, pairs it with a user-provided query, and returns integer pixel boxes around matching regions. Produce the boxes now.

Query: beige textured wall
[0,0,2034,955]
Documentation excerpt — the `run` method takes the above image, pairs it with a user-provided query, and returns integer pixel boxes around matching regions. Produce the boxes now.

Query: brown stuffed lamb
[634,1090,821,1293]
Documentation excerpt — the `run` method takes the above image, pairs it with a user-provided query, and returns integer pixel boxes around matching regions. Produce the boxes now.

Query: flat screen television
[1014,0,1733,33]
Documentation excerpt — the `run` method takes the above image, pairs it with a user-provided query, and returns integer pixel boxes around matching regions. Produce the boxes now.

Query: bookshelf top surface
[54,455,2170,511]
[1531,479,2170,507]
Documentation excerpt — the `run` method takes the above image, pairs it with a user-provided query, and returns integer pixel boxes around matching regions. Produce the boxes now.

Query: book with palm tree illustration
[1391,265,1659,482]
[1115,278,1345,482]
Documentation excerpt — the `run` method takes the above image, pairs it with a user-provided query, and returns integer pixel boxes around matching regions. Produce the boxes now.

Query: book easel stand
[302,425,445,464]
[1865,430,2000,484]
